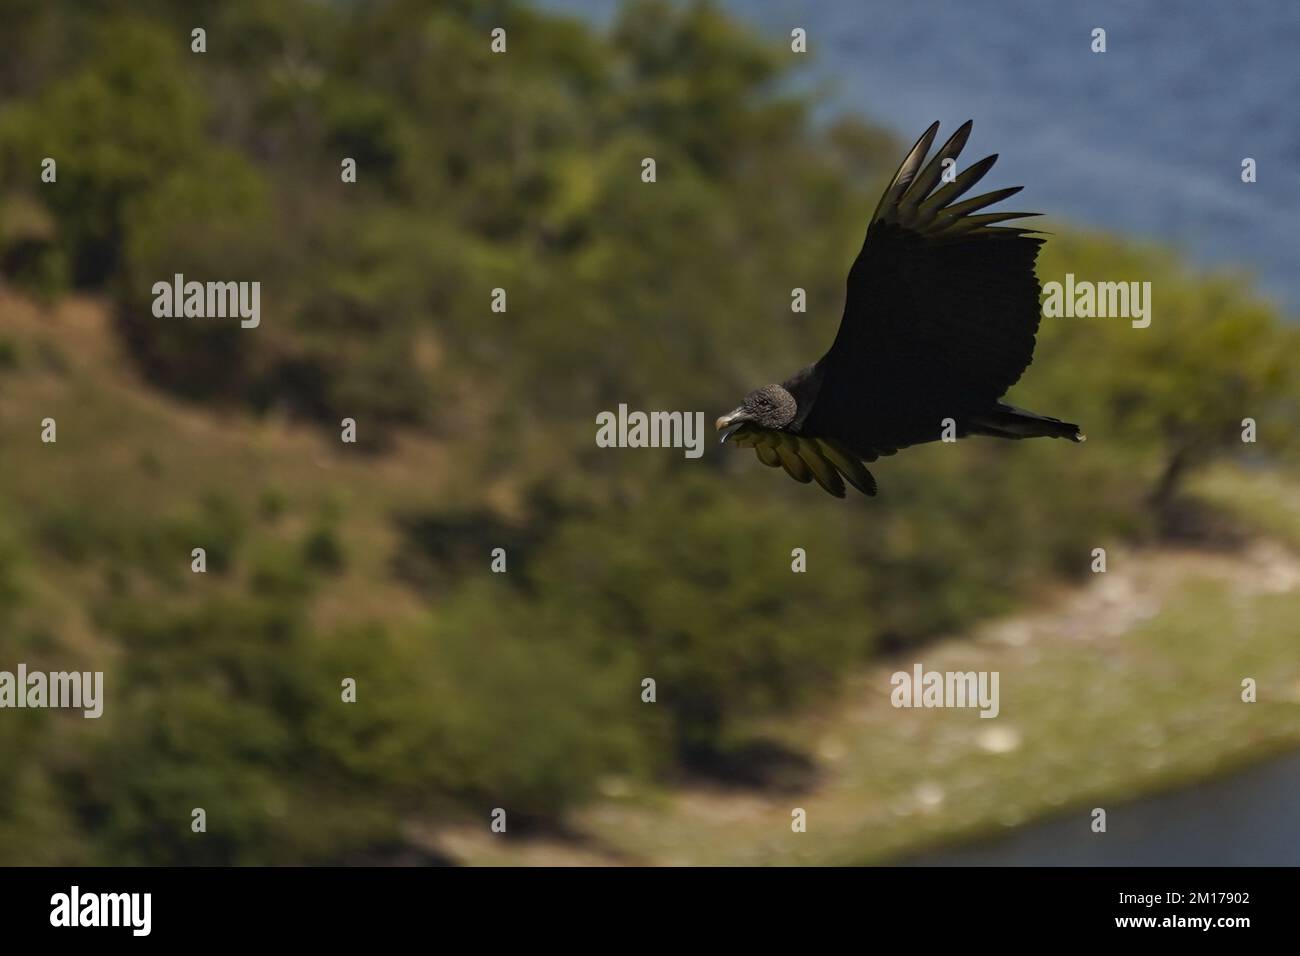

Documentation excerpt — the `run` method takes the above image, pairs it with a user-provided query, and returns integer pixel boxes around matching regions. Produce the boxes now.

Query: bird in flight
[715,120,1083,498]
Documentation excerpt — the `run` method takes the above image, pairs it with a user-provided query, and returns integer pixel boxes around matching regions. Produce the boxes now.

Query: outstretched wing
[797,121,1046,458]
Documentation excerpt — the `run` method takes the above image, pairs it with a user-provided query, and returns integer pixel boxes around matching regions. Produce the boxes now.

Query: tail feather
[967,403,1084,442]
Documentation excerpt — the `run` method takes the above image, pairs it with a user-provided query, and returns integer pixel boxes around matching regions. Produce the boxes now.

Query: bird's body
[716,120,1083,497]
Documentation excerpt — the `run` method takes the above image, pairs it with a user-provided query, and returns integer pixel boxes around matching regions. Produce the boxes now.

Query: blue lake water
[901,750,1300,866]
[543,0,1300,313]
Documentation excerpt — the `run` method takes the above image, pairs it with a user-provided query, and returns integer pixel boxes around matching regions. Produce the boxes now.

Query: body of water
[902,751,1300,866]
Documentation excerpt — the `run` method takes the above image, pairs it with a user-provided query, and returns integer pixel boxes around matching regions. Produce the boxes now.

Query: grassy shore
[436,468,1300,865]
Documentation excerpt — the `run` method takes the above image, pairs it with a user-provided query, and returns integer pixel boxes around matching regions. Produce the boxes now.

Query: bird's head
[716,384,798,443]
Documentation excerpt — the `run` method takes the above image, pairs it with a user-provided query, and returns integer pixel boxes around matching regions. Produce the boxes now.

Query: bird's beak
[715,409,747,444]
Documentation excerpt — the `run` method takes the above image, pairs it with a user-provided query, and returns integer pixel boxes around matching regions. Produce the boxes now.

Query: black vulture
[716,120,1083,498]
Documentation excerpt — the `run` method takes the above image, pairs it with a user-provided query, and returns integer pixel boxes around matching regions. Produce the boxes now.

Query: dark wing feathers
[933,185,1022,221]
[918,154,1000,214]
[869,121,940,224]
[895,121,973,220]
[796,120,1046,461]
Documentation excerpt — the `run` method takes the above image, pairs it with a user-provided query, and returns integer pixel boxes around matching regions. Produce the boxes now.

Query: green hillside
[1,0,1298,865]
